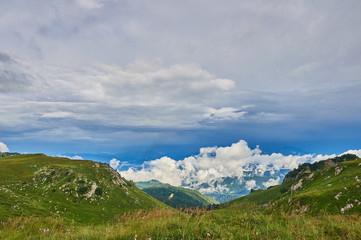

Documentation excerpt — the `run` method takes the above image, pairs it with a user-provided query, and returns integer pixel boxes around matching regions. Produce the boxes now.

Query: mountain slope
[223,154,361,215]
[142,185,218,209]
[136,179,171,189]
[0,154,167,223]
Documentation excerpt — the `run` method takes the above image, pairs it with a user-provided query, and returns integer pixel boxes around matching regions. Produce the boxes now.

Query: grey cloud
[0,70,29,92]
[0,53,33,93]
[0,55,239,143]
[0,52,12,63]
[75,0,106,9]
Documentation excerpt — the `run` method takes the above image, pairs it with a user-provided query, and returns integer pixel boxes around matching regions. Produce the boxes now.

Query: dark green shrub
[95,187,103,195]
[77,186,88,194]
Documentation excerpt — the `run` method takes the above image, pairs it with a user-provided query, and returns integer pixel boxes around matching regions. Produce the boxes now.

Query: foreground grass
[1,204,360,239]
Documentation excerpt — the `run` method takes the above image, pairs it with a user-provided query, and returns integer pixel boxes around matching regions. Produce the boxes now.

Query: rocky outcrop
[341,203,353,214]
[306,173,314,180]
[335,192,342,200]
[324,159,337,168]
[85,183,98,199]
[335,166,342,176]
[291,179,303,193]
[283,166,310,183]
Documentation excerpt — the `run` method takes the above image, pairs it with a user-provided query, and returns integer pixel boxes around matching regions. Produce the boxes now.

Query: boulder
[335,166,342,176]
[341,203,353,214]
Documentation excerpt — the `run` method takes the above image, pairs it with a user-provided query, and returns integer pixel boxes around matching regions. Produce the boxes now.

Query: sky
[1,0,361,168]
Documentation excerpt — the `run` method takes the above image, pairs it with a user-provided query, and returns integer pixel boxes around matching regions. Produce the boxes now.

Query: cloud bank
[0,52,239,137]
[118,140,358,194]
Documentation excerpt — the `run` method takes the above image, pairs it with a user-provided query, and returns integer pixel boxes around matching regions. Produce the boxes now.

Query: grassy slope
[0,154,167,224]
[223,155,361,215]
[142,185,219,208]
[1,206,360,239]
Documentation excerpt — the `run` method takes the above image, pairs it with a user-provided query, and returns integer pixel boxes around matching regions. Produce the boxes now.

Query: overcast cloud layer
[0,1,361,155]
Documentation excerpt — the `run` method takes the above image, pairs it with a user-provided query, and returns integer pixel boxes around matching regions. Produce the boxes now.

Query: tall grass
[1,205,360,239]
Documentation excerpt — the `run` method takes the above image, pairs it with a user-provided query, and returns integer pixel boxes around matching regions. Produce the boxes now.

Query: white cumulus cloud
[262,177,281,188]
[245,180,257,190]
[0,142,9,152]
[110,158,120,169]
[343,149,361,158]
[119,139,350,194]
[120,157,183,186]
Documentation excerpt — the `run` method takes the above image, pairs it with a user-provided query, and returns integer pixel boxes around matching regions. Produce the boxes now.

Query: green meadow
[1,205,360,239]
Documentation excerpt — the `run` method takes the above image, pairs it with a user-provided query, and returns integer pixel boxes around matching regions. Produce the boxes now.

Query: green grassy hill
[223,154,361,215]
[0,154,167,224]
[142,185,219,209]
[0,154,360,239]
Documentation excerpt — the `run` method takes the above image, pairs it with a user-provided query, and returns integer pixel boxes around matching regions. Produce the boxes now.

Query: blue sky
[1,0,361,165]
